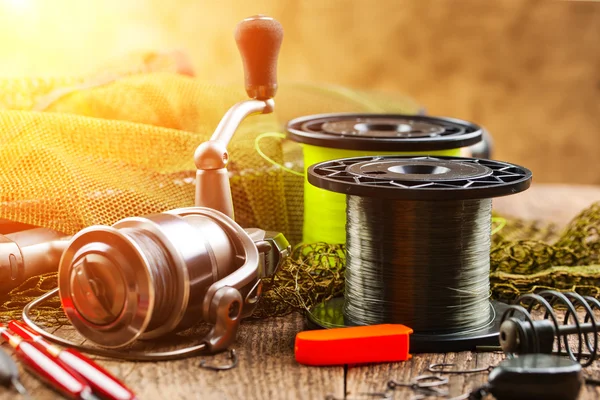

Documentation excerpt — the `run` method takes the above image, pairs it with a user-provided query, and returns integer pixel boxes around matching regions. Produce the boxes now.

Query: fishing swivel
[324,375,450,400]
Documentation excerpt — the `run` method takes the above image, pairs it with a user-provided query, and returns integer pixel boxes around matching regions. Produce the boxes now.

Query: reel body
[0,228,69,294]
[56,207,290,350]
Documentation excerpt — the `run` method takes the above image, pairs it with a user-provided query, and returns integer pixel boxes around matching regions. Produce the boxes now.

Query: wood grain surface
[346,350,600,400]
[5,313,344,400]
[2,184,599,400]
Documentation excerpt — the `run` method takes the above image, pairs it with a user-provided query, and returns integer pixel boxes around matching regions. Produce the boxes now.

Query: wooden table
[6,184,600,400]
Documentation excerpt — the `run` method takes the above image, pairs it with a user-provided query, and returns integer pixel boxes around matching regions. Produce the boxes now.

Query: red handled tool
[295,324,412,366]
[9,321,137,400]
[0,326,98,400]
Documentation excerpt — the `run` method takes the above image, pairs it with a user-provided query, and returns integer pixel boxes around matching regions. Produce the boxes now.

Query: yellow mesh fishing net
[0,52,419,321]
[0,54,419,240]
[1,52,599,323]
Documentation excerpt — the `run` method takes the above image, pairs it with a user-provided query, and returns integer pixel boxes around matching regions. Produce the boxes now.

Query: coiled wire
[122,229,176,331]
[501,290,600,367]
[345,196,492,332]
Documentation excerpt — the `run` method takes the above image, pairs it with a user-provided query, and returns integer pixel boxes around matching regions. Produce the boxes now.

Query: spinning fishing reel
[23,209,289,359]
[20,15,290,360]
[499,290,600,367]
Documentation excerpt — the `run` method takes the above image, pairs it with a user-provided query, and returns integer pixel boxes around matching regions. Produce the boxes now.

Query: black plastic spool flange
[306,297,510,353]
[305,155,533,353]
[308,155,532,200]
[287,113,483,151]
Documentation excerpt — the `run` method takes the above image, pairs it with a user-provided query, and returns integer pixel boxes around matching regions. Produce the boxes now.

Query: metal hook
[412,374,449,388]
[388,374,448,390]
[388,375,449,398]
[324,391,393,400]
[198,349,238,371]
[428,363,493,374]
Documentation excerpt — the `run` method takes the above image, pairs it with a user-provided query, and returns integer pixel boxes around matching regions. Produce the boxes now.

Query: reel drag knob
[235,15,283,100]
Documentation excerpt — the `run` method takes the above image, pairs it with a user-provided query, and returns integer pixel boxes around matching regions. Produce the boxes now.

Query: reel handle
[235,15,283,100]
[194,15,282,218]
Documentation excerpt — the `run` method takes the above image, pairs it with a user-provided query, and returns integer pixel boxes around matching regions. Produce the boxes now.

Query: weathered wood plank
[344,353,446,399]
[16,313,343,400]
[347,350,600,400]
[125,314,343,400]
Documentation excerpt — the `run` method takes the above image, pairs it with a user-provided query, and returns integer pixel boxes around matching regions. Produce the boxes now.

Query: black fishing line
[344,196,493,332]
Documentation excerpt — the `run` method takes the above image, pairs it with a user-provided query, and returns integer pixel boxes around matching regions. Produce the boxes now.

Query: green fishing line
[287,114,483,244]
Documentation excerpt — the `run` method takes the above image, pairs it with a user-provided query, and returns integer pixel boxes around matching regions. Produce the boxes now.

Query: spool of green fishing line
[286,113,484,244]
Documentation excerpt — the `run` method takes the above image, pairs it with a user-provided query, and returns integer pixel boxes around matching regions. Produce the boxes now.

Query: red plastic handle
[60,349,137,400]
[9,320,137,400]
[14,341,93,399]
[8,321,44,346]
[295,324,412,366]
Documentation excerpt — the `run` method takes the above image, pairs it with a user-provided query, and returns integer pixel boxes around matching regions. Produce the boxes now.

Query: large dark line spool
[306,155,532,352]
[345,196,492,332]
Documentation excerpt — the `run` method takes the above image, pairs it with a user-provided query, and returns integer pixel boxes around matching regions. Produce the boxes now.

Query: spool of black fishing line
[306,155,532,352]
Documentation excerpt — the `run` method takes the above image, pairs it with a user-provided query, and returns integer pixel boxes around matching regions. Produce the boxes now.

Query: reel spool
[305,155,532,352]
[286,114,483,244]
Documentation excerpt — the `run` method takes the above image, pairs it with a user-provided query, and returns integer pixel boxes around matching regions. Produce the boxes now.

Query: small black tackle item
[473,354,583,400]
[0,347,30,399]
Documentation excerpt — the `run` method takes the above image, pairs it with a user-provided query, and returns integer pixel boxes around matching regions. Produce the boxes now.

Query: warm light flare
[2,0,34,12]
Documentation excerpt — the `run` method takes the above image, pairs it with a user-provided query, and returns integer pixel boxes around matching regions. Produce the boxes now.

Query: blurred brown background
[0,0,598,184]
